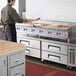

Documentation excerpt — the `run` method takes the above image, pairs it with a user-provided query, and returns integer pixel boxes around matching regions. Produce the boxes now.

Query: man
[1,0,40,42]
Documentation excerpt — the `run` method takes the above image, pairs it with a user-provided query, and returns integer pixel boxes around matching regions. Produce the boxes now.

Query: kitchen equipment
[16,20,76,43]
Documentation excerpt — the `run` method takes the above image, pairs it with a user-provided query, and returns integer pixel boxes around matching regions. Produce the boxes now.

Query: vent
[69,49,75,64]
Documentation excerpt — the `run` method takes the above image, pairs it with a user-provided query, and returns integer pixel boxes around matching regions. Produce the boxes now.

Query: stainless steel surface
[42,51,67,65]
[68,47,76,67]
[16,20,76,68]
[16,20,76,43]
[42,42,67,54]
[17,36,41,58]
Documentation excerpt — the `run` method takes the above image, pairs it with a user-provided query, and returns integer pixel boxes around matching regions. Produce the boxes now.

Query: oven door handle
[20,40,30,46]
[25,48,30,54]
[48,54,61,61]
[48,45,60,52]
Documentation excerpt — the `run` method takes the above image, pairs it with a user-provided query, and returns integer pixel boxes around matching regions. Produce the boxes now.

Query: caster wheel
[41,59,46,63]
[66,65,72,69]
[69,66,72,70]
[41,58,44,62]
[66,65,69,68]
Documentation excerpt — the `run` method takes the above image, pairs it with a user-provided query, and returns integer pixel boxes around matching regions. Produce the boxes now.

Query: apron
[4,24,17,42]
[4,24,12,41]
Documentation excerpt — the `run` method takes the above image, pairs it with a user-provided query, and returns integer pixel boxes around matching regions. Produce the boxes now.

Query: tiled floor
[26,56,76,74]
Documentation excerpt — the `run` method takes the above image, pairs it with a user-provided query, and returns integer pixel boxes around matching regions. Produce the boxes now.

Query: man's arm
[23,17,40,22]
[9,8,40,23]
[9,8,23,23]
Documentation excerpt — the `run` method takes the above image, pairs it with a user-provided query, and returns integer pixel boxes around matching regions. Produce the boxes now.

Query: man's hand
[23,17,40,24]
[33,17,40,21]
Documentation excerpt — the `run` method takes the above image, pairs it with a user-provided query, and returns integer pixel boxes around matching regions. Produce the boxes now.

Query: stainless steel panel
[10,52,25,67]
[68,47,76,67]
[17,38,40,49]
[25,48,40,58]
[16,20,76,43]
[10,64,24,76]
[42,42,67,54]
[42,51,67,65]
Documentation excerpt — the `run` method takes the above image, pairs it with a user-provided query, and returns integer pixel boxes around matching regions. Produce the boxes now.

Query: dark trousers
[4,24,17,42]
[9,24,17,42]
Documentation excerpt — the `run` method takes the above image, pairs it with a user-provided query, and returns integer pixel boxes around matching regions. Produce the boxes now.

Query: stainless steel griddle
[16,20,76,43]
